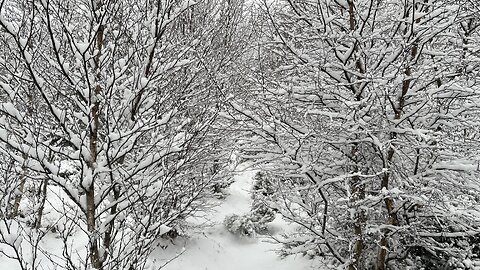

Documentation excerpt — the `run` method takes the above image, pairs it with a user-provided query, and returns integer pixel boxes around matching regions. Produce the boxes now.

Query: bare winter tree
[228,0,480,269]
[0,0,245,269]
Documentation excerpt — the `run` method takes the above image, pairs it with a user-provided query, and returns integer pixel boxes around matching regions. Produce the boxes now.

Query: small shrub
[224,171,278,237]
[252,172,275,199]
[224,214,256,237]
[250,200,276,232]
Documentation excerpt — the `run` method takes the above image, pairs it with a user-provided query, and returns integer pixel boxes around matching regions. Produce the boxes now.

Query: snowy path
[157,167,314,270]
[0,166,315,270]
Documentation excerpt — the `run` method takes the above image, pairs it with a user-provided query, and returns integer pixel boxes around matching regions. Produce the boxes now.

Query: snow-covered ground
[155,166,315,270]
[0,165,316,270]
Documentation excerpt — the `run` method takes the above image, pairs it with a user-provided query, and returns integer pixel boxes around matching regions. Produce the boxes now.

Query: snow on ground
[0,165,316,270]
[155,165,316,270]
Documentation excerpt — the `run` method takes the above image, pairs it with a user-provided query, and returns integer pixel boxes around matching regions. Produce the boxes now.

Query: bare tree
[0,0,245,269]
[229,0,480,269]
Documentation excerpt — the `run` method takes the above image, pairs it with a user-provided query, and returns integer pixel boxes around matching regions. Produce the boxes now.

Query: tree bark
[86,1,105,268]
[376,3,422,268]
[35,179,48,229]
[11,169,26,218]
[349,143,365,270]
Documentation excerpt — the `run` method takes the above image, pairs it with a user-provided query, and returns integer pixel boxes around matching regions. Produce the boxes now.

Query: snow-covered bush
[224,214,257,237]
[250,172,277,232]
[224,171,277,237]
[249,200,276,233]
[223,202,276,237]
[212,176,235,196]
[252,172,276,199]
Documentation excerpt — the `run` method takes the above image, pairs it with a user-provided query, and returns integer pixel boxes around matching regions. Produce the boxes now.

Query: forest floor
[0,164,315,270]
[155,164,315,270]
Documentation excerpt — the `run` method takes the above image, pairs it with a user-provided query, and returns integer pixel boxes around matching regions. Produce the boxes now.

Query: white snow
[155,165,315,270]
[140,77,149,88]
[0,102,23,122]
[0,165,316,270]
[76,42,90,54]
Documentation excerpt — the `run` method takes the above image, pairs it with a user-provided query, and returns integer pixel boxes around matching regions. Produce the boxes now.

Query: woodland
[0,0,479,269]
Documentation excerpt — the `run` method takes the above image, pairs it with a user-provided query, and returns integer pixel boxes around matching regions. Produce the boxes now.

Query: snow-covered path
[158,166,315,270]
[0,166,315,270]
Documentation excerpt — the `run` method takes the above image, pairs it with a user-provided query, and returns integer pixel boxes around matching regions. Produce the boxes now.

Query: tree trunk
[376,3,422,267]
[11,169,26,218]
[376,168,399,270]
[35,179,48,229]
[349,143,365,270]
[87,1,105,267]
